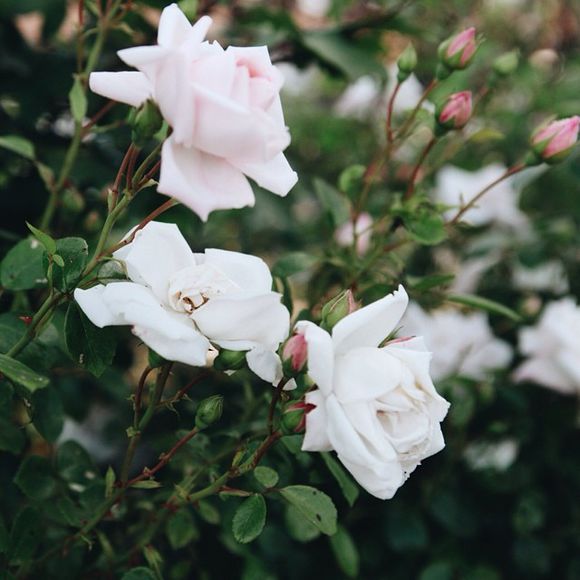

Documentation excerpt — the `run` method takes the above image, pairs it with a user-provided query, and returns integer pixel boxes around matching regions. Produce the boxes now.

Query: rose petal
[74,285,124,327]
[246,346,282,384]
[230,152,298,197]
[89,71,152,107]
[514,357,577,394]
[295,321,335,395]
[203,249,273,293]
[302,389,333,452]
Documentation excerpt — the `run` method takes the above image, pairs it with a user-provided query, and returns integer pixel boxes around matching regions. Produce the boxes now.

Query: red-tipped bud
[282,332,308,375]
[439,27,478,71]
[531,116,580,164]
[436,91,473,131]
[281,401,317,434]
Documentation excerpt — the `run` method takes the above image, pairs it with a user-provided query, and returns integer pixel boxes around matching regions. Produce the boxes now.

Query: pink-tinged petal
[302,389,333,452]
[295,321,335,395]
[191,83,290,163]
[157,4,193,47]
[117,45,170,71]
[332,285,409,354]
[203,249,273,293]
[191,292,290,351]
[182,15,213,52]
[226,46,283,91]
[248,77,277,110]
[158,138,255,221]
[74,285,124,327]
[514,357,577,394]
[232,66,251,108]
[190,51,237,98]
[231,152,298,197]
[113,222,195,303]
[246,346,283,384]
[89,72,152,107]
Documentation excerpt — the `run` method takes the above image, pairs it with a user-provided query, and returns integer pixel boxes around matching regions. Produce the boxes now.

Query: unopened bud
[438,27,478,72]
[493,50,519,77]
[397,44,418,82]
[321,289,357,331]
[530,116,580,164]
[281,401,316,434]
[131,99,163,146]
[338,164,366,200]
[213,349,247,372]
[195,395,224,430]
[436,91,473,132]
[282,333,308,376]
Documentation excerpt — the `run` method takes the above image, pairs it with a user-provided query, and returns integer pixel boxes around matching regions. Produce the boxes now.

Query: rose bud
[530,116,580,164]
[195,395,224,430]
[281,401,317,434]
[213,348,247,372]
[131,99,163,147]
[321,289,358,331]
[438,27,478,72]
[396,43,418,82]
[282,333,308,376]
[436,91,473,132]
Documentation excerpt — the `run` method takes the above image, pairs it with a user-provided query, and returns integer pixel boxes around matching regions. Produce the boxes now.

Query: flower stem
[386,81,402,143]
[405,135,438,199]
[395,79,438,140]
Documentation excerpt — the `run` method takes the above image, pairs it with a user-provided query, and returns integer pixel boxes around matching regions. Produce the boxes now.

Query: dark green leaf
[26,222,57,255]
[198,500,220,524]
[419,561,454,580]
[43,237,88,292]
[56,440,96,484]
[0,238,47,290]
[32,388,64,442]
[8,507,42,564]
[0,417,25,454]
[69,77,87,122]
[14,455,56,500]
[121,568,157,580]
[329,525,359,578]
[314,178,350,227]
[272,253,318,278]
[447,293,522,322]
[279,485,337,535]
[0,514,8,554]
[321,452,359,507]
[0,354,49,393]
[405,212,447,245]
[232,495,267,544]
[0,135,35,160]
[284,504,320,542]
[408,273,455,292]
[254,466,279,488]
[64,302,117,377]
[166,509,199,549]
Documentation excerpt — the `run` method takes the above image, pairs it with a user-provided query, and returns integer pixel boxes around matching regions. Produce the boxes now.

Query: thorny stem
[268,378,288,435]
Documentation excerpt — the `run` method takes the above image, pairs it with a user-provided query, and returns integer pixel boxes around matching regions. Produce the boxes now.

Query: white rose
[296,286,449,499]
[74,222,289,382]
[89,4,297,221]
[514,298,580,395]
[402,302,513,382]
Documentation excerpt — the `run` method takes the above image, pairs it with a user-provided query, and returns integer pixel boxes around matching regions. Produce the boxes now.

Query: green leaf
[254,466,279,488]
[8,507,42,564]
[232,495,267,544]
[198,500,220,524]
[272,252,318,278]
[14,455,56,500]
[43,237,88,292]
[407,273,455,292]
[419,561,454,580]
[447,293,522,322]
[0,238,47,290]
[56,441,96,484]
[284,504,320,543]
[131,480,162,489]
[321,453,359,507]
[0,354,49,393]
[64,302,117,377]
[313,178,350,227]
[329,525,359,578]
[32,388,64,442]
[26,222,57,255]
[166,509,199,549]
[405,212,447,245]
[69,77,87,122]
[105,466,116,498]
[0,417,25,454]
[279,485,337,536]
[121,568,157,580]
[0,135,35,160]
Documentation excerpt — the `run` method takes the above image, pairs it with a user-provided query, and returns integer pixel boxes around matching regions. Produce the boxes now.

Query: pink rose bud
[281,401,317,434]
[531,116,580,163]
[437,91,473,131]
[282,333,308,375]
[439,27,478,71]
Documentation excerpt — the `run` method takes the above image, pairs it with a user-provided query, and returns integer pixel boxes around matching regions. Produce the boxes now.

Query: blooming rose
[74,222,289,382]
[403,302,513,382]
[296,286,449,499]
[514,298,580,395]
[89,4,297,220]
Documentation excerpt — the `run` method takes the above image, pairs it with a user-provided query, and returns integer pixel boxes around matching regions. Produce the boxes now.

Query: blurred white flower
[464,439,519,471]
[402,302,513,381]
[514,298,580,394]
[335,212,373,255]
[512,260,569,294]
[296,0,330,18]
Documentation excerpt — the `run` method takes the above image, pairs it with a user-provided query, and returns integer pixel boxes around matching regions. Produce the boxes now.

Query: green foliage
[321,452,359,507]
[232,495,267,544]
[254,466,279,488]
[0,239,46,291]
[0,354,49,393]
[279,485,337,536]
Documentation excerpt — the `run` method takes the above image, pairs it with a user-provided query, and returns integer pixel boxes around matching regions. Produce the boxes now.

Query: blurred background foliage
[0,0,579,578]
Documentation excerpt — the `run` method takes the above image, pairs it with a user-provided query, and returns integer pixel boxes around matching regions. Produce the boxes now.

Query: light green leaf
[321,453,359,507]
[285,504,320,543]
[405,212,447,246]
[0,135,35,160]
[131,480,162,489]
[329,525,359,578]
[232,495,267,544]
[26,222,57,255]
[0,238,47,290]
[447,293,522,322]
[314,178,350,227]
[254,466,279,488]
[272,252,318,278]
[0,354,49,393]
[279,485,337,536]
[69,76,87,122]
[43,237,88,291]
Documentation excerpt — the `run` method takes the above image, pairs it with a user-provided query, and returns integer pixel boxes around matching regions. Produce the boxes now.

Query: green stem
[396,79,438,140]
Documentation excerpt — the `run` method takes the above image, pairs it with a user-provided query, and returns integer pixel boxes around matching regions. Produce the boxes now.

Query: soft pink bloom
[446,27,477,67]
[282,333,308,373]
[89,4,297,221]
[438,91,472,130]
[335,212,373,255]
[531,116,580,160]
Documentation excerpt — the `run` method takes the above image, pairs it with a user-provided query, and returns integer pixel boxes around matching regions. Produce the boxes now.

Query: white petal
[295,321,334,396]
[513,357,577,394]
[117,45,171,74]
[113,222,195,304]
[74,285,124,327]
[231,152,298,197]
[339,456,403,500]
[246,347,282,384]
[332,285,409,354]
[203,249,273,293]
[191,292,289,351]
[89,72,152,107]
[158,138,255,221]
[302,389,332,452]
